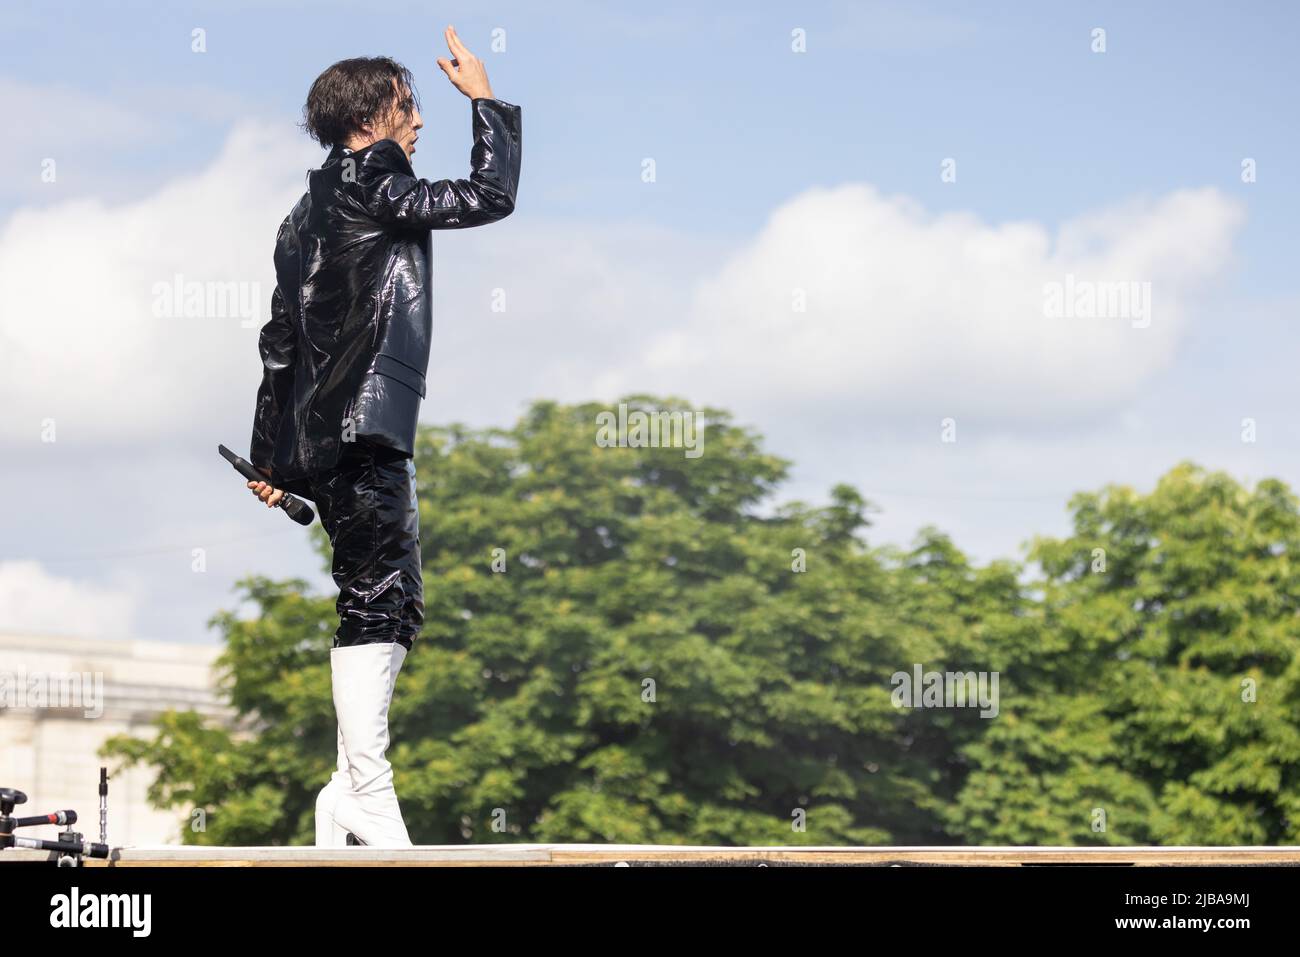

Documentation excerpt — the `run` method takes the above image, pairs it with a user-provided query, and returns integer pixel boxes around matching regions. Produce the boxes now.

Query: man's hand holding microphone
[248,469,285,509]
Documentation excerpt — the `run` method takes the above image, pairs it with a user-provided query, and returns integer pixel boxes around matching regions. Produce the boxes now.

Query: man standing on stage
[245,26,522,846]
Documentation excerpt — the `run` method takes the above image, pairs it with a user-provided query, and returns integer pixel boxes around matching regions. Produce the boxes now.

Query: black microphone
[218,444,316,526]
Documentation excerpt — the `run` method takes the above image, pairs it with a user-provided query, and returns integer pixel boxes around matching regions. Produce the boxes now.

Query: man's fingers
[245,478,285,508]
[446,25,472,62]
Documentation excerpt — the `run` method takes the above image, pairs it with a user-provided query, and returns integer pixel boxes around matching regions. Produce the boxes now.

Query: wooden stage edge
[5,844,1300,867]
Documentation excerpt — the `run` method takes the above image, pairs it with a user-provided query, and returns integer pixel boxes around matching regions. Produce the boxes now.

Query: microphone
[218,444,316,526]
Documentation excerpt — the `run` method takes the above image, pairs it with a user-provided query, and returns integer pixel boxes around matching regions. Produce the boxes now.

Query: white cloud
[0,77,274,204]
[3,113,1238,452]
[0,78,154,157]
[0,121,318,444]
[597,183,1244,426]
[0,561,140,639]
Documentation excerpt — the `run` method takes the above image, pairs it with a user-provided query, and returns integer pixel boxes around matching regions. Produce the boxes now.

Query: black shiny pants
[308,437,423,651]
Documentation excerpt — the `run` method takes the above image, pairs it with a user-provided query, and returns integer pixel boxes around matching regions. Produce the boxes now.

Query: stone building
[0,632,230,847]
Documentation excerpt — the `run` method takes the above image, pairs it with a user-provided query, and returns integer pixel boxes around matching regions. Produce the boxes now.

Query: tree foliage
[102,400,1300,845]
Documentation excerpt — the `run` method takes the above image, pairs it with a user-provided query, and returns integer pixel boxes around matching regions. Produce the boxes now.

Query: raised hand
[436,24,495,100]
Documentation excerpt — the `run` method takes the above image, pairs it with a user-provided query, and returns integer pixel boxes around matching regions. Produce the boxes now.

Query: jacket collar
[322,138,412,173]
[323,142,351,167]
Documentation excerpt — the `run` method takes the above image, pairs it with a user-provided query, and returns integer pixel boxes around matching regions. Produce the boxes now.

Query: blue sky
[1,0,1297,644]
[5,0,1296,265]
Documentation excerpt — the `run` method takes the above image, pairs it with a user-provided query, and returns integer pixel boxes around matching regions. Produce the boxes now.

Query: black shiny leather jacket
[250,97,522,502]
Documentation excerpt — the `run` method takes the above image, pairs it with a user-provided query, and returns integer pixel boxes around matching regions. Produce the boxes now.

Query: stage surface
[5,844,1299,866]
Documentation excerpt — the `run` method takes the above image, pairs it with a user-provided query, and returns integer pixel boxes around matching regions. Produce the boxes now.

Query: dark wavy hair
[301,56,420,149]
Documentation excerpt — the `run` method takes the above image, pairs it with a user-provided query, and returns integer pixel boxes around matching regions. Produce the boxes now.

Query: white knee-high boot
[329,641,412,847]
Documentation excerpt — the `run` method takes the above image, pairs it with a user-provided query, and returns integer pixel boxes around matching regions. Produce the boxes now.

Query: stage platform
[4,844,1300,866]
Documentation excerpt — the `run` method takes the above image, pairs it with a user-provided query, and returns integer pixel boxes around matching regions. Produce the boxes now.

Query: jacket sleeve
[356,97,521,229]
[249,282,296,473]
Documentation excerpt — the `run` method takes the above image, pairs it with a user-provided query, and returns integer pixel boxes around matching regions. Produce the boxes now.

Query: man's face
[375,80,422,160]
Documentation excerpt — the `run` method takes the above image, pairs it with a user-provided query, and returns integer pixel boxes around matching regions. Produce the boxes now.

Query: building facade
[0,632,230,848]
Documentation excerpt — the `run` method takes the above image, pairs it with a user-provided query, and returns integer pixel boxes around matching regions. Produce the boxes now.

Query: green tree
[106,396,1020,844]
[105,405,1299,847]
[942,462,1300,844]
